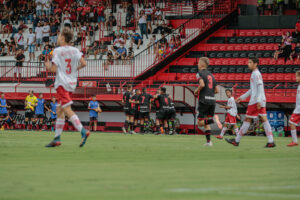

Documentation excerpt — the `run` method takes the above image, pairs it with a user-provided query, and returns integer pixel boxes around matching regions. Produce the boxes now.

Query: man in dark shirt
[155,87,170,134]
[122,85,134,133]
[194,57,220,146]
[131,89,141,134]
[14,48,25,82]
[138,88,153,133]
[167,97,176,135]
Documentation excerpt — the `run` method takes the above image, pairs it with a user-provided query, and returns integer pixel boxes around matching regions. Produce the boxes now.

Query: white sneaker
[131,131,136,135]
[122,127,127,134]
[203,141,213,147]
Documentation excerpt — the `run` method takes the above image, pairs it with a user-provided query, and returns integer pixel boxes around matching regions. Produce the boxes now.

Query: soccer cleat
[265,142,276,148]
[225,138,239,146]
[287,141,299,147]
[203,141,213,147]
[79,129,90,147]
[215,135,223,139]
[122,127,127,134]
[214,115,223,129]
[45,137,61,147]
[131,130,136,135]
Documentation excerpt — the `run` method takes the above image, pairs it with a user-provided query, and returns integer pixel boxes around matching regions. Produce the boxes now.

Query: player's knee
[289,123,296,130]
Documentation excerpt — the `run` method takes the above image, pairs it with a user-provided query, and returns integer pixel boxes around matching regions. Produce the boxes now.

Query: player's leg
[93,118,97,132]
[288,122,299,146]
[140,116,145,134]
[32,115,38,130]
[45,106,64,147]
[226,117,252,146]
[89,117,93,131]
[217,123,228,139]
[259,114,275,148]
[233,124,239,135]
[122,113,130,133]
[24,110,29,130]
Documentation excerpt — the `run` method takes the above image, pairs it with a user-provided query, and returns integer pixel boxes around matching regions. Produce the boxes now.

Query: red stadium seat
[219,74,228,80]
[269,59,277,65]
[226,45,234,51]
[234,45,242,51]
[219,45,226,51]
[257,45,264,51]
[243,74,251,80]
[254,31,261,36]
[227,74,235,80]
[237,59,246,65]
[277,59,285,65]
[262,31,269,36]
[235,74,243,80]
[229,59,237,65]
[214,59,222,65]
[285,60,294,65]
[249,45,257,51]
[211,45,219,51]
[265,45,273,51]
[239,31,246,36]
[260,59,269,65]
[246,31,254,36]
[242,45,249,51]
[222,59,229,65]
[275,73,284,81]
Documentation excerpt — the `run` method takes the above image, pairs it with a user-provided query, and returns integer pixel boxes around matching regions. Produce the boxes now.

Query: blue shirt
[89,101,99,117]
[0,99,8,114]
[6,111,15,123]
[50,102,58,119]
[117,47,127,55]
[35,98,45,114]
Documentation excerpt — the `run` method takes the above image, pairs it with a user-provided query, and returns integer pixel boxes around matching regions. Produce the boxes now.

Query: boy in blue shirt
[33,93,49,130]
[88,95,102,132]
[49,96,58,131]
[0,93,10,129]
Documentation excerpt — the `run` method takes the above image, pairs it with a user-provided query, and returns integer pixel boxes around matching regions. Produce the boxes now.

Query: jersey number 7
[65,59,72,74]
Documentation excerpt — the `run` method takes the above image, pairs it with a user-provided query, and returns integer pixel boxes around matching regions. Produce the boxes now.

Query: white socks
[234,128,239,135]
[220,127,227,136]
[263,121,274,143]
[69,115,83,132]
[291,129,298,143]
[55,118,65,138]
[235,121,250,143]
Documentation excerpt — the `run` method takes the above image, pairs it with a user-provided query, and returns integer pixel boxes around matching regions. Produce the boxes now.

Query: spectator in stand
[38,45,51,61]
[144,3,153,33]
[42,21,50,45]
[14,30,25,50]
[1,5,10,32]
[130,30,143,49]
[74,31,82,46]
[122,0,128,12]
[292,28,300,42]
[63,10,72,28]
[159,32,168,47]
[36,0,43,17]
[153,17,164,34]
[4,40,12,56]
[18,21,28,32]
[283,37,293,62]
[87,41,99,59]
[35,22,43,51]
[138,10,148,39]
[274,44,284,60]
[111,35,124,52]
[98,40,108,59]
[147,35,157,53]
[292,42,300,60]
[282,31,292,43]
[114,44,127,60]
[154,7,162,25]
[2,23,13,38]
[44,0,51,16]
[113,26,124,40]
[162,20,172,34]
[105,50,114,70]
[14,48,25,82]
[106,12,117,31]
[95,2,105,29]
[127,47,134,60]
[175,35,181,48]
[50,20,58,46]
[27,28,36,61]
[126,9,135,28]
[0,40,4,56]
[10,38,17,55]
[169,35,176,51]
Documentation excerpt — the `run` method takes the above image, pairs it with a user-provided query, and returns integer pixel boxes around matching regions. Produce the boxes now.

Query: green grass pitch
[1,131,300,200]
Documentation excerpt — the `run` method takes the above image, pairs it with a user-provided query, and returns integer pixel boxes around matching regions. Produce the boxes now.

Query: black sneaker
[265,142,276,148]
[225,138,239,146]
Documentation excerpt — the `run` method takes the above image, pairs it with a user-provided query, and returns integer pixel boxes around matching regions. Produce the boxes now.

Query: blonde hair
[199,57,210,68]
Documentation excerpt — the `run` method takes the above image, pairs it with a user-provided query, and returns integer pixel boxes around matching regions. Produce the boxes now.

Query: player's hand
[257,102,261,110]
[194,89,199,96]
[236,97,241,103]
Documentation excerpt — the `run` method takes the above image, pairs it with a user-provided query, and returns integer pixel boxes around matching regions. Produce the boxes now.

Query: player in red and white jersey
[216,89,238,139]
[45,27,90,148]
[226,57,276,148]
[287,71,300,147]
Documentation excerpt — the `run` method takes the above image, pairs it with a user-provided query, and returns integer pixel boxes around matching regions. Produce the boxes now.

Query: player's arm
[98,106,102,113]
[237,89,251,103]
[45,60,57,72]
[44,104,50,111]
[77,57,87,71]
[214,85,219,94]
[194,78,205,96]
[256,79,264,109]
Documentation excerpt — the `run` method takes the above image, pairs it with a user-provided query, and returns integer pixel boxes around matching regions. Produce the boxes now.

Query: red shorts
[246,104,267,118]
[56,86,73,108]
[224,113,236,124]
[289,113,300,126]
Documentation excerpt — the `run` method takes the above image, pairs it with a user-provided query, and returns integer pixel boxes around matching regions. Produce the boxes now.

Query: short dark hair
[225,89,232,93]
[160,87,166,93]
[249,56,259,64]
[61,27,73,43]
[142,88,146,93]
[127,85,132,89]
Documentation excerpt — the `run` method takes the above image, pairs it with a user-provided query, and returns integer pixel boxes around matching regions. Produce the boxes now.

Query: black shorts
[43,36,49,43]
[0,113,7,118]
[134,110,140,119]
[90,117,98,121]
[168,109,176,120]
[25,109,35,119]
[51,117,56,122]
[156,109,168,120]
[35,114,45,119]
[139,112,149,119]
[198,102,215,120]
[124,107,135,116]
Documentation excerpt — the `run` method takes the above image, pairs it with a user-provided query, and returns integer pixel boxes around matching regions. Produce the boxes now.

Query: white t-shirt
[63,13,71,25]
[113,38,124,48]
[14,33,24,45]
[240,69,266,107]
[27,33,36,45]
[36,0,42,10]
[52,46,83,92]
[155,10,162,16]
[227,97,237,117]
[145,8,153,15]
[293,85,300,114]
[81,26,87,32]
[42,25,50,37]
[42,0,51,11]
[35,27,43,39]
[138,15,147,24]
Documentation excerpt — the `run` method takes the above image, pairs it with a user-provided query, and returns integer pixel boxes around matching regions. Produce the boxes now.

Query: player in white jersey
[225,57,276,148]
[216,89,239,139]
[287,71,300,147]
[44,27,90,148]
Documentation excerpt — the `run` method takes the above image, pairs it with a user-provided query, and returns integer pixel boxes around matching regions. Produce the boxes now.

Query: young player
[49,96,58,131]
[122,85,134,133]
[167,96,177,135]
[6,108,17,129]
[24,90,38,130]
[45,27,89,147]
[131,89,141,134]
[216,89,239,139]
[226,57,276,148]
[287,71,300,147]
[154,90,164,134]
[33,93,49,130]
[0,93,10,129]
[138,88,153,134]
[194,57,220,146]
[155,87,170,134]
[88,95,102,132]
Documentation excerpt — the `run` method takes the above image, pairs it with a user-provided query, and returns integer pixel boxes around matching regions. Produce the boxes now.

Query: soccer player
[48,96,58,131]
[225,57,276,148]
[33,93,49,130]
[25,90,38,131]
[131,89,141,134]
[122,85,134,133]
[287,71,300,147]
[155,87,170,135]
[194,57,220,146]
[167,96,177,135]
[6,108,17,129]
[216,89,239,139]
[138,88,153,134]
[0,93,10,129]
[45,27,89,147]
[88,95,102,132]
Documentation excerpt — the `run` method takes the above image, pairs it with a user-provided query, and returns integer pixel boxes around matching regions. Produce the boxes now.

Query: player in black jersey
[194,57,220,146]
[167,96,177,135]
[154,87,170,134]
[131,89,141,134]
[122,85,134,133]
[138,88,153,134]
